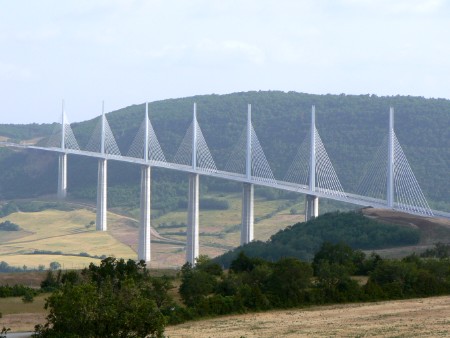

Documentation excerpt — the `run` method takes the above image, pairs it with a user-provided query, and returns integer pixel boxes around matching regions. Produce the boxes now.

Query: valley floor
[164,295,450,337]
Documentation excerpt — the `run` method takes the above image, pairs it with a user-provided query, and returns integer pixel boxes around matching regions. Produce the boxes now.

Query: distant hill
[0,91,449,212]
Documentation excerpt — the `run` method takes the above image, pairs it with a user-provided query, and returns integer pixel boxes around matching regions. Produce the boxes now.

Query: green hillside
[213,211,421,267]
[0,91,449,213]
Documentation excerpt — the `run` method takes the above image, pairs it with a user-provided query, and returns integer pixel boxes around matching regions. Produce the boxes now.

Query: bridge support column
[96,158,107,231]
[305,194,319,221]
[57,153,67,199]
[186,173,199,264]
[138,165,151,262]
[241,183,254,245]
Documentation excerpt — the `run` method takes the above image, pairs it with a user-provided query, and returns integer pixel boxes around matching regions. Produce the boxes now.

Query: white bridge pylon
[127,103,166,164]
[283,106,346,197]
[47,101,80,151]
[225,104,277,184]
[282,106,346,220]
[173,103,217,173]
[86,102,121,156]
[357,107,433,216]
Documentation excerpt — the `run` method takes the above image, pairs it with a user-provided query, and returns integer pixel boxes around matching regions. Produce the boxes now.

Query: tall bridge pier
[241,182,254,244]
[96,106,108,231]
[57,153,67,199]
[137,103,152,261]
[186,104,200,264]
[241,104,254,245]
[138,165,151,261]
[96,158,107,231]
[305,105,319,221]
[186,173,200,264]
[57,103,68,199]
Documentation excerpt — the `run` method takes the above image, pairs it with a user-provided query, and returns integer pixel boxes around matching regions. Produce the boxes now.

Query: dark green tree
[267,257,313,306]
[34,258,167,338]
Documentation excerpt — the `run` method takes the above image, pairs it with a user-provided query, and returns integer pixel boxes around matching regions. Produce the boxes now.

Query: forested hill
[213,210,421,266]
[0,91,449,211]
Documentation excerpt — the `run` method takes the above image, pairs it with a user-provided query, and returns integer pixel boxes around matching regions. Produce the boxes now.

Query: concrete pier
[305,194,319,221]
[305,106,319,222]
[57,153,67,199]
[96,158,107,231]
[138,165,151,262]
[387,107,394,208]
[186,173,199,264]
[240,183,254,245]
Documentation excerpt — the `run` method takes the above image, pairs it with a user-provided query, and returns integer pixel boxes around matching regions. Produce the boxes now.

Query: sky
[0,0,449,124]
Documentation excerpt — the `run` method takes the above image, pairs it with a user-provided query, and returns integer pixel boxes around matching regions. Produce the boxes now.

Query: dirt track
[165,296,450,337]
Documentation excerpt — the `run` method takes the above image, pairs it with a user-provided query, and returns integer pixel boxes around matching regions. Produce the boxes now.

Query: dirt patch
[165,296,450,337]
[0,271,47,288]
[1,313,46,332]
[362,208,450,241]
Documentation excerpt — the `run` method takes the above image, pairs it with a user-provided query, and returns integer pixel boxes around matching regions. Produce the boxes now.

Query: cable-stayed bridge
[1,102,449,264]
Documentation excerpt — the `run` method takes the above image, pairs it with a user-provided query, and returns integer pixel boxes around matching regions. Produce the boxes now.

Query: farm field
[164,296,450,337]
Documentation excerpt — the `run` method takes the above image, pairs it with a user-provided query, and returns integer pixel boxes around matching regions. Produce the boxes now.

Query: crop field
[165,296,450,337]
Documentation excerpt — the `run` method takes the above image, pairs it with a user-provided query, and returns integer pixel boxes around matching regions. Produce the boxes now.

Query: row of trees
[180,244,450,317]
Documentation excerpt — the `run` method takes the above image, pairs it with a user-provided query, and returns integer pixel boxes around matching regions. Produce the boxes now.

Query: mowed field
[165,296,450,337]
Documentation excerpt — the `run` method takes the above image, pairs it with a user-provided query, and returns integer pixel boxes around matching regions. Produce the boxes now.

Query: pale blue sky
[0,0,449,124]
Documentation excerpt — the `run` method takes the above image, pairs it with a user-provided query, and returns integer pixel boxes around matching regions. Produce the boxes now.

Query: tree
[268,257,313,306]
[179,262,217,307]
[313,242,365,275]
[34,258,167,338]
[49,262,61,271]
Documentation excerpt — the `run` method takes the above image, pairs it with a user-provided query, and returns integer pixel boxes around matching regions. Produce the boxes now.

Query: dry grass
[165,296,450,337]
[0,209,136,269]
[0,271,47,288]
[0,294,48,332]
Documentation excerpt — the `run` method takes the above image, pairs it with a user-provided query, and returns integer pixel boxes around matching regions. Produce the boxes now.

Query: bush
[0,220,20,231]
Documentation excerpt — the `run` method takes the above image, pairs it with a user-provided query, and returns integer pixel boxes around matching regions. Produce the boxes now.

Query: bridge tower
[96,102,108,231]
[241,104,254,245]
[57,100,67,199]
[138,103,151,262]
[305,106,319,221]
[186,103,200,265]
[387,107,395,209]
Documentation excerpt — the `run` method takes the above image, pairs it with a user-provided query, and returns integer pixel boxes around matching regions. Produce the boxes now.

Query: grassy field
[165,296,450,337]
[0,208,136,269]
